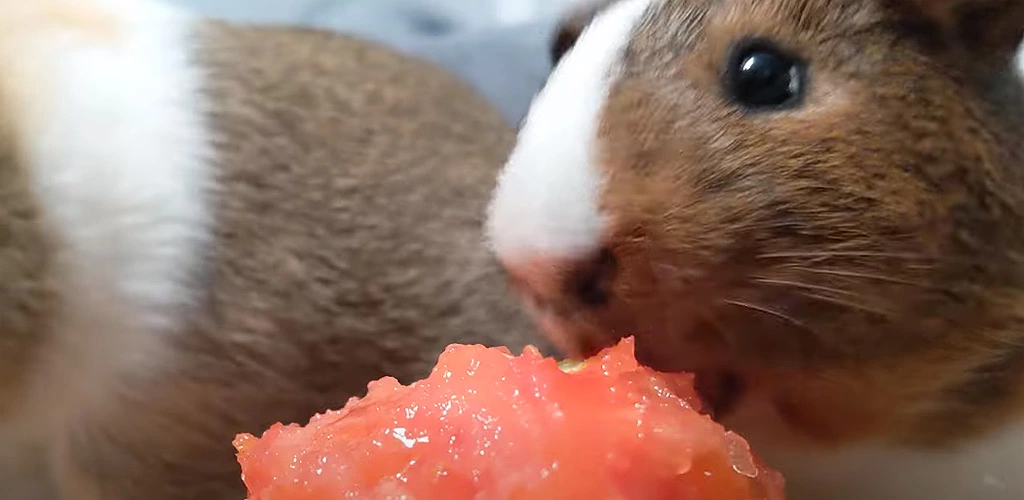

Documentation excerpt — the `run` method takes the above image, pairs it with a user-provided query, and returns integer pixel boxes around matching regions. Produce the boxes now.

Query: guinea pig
[487,0,1024,498]
[0,0,540,498]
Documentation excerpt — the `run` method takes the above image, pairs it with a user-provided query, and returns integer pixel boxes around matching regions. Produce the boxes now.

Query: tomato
[235,338,785,499]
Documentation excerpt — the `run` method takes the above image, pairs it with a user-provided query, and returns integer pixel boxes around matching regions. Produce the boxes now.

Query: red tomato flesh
[235,337,785,499]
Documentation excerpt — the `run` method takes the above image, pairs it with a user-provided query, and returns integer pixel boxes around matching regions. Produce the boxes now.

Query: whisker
[790,290,892,318]
[792,268,925,287]
[757,251,931,260]
[721,299,815,334]
[751,277,861,297]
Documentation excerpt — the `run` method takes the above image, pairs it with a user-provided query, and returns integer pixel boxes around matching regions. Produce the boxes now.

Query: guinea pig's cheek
[631,323,722,373]
[751,378,886,446]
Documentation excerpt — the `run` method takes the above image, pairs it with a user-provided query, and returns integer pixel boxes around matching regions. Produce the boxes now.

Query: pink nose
[499,249,622,358]
[502,248,618,313]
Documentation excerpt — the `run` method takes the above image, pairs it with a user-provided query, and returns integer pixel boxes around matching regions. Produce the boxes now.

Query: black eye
[726,40,806,110]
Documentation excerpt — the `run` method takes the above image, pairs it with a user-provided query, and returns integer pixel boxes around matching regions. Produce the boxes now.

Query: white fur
[485,0,655,263]
[765,426,1024,500]
[1016,43,1024,75]
[0,0,211,488]
[725,393,1024,500]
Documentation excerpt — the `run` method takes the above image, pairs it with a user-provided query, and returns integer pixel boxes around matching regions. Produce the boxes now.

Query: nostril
[571,248,618,308]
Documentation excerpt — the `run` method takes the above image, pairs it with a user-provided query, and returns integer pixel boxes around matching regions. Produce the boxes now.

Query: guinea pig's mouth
[584,322,746,420]
[508,271,747,421]
[629,318,748,421]
[693,370,745,421]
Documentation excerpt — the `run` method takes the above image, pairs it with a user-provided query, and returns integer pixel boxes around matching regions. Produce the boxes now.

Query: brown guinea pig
[487,0,1024,498]
[0,0,541,498]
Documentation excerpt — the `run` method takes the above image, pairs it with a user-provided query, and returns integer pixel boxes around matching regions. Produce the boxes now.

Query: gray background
[169,0,577,124]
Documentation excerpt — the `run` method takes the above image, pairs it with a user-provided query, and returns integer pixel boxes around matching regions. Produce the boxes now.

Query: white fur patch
[0,0,210,452]
[763,426,1024,500]
[486,0,654,263]
[725,395,1024,500]
[1015,43,1024,76]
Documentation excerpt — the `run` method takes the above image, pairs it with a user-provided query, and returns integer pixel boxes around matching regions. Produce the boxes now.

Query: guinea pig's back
[198,21,533,380]
[50,22,538,500]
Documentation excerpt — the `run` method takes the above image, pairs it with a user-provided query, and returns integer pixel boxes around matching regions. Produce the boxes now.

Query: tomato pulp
[235,337,785,499]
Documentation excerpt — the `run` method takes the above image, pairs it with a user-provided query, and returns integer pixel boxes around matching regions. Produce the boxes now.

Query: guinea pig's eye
[726,39,805,110]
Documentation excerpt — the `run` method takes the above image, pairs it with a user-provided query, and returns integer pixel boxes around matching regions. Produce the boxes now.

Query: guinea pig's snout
[503,248,618,314]
[501,248,622,358]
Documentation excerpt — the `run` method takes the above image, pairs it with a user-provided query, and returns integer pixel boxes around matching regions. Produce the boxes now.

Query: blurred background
[168,0,580,124]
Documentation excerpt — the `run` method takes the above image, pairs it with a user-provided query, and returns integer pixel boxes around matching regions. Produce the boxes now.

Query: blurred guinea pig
[487,0,1024,498]
[0,0,539,498]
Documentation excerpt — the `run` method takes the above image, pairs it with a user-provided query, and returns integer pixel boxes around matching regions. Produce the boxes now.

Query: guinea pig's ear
[892,0,1024,60]
[549,0,618,66]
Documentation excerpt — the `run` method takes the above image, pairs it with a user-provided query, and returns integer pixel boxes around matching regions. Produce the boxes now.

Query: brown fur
[42,22,542,499]
[545,0,1024,449]
[0,115,57,418]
